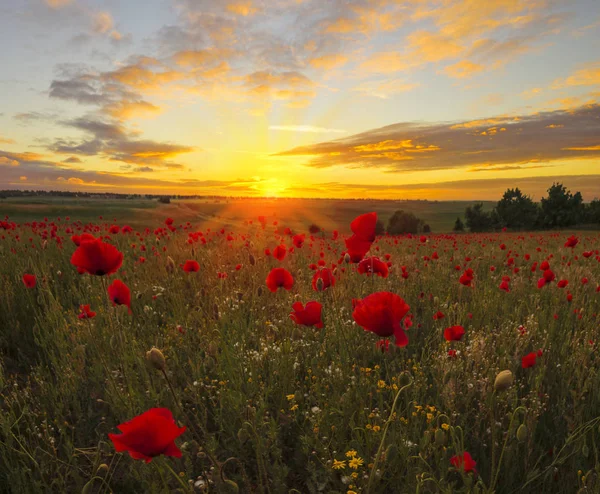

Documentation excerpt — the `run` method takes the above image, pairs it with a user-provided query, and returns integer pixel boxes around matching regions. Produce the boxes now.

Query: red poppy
[352,291,410,347]
[345,234,372,263]
[459,268,474,287]
[108,279,131,311]
[350,212,377,242]
[182,260,200,273]
[433,311,445,320]
[109,225,120,234]
[557,279,568,288]
[71,233,95,246]
[537,269,555,288]
[444,325,465,341]
[165,218,174,226]
[78,304,96,319]
[71,238,123,276]
[357,257,389,278]
[447,349,457,358]
[292,234,306,248]
[290,301,323,328]
[22,274,36,288]
[312,268,335,291]
[376,339,390,352]
[564,235,578,248]
[450,451,477,473]
[521,352,537,368]
[499,279,510,292]
[265,268,294,292]
[272,244,287,261]
[108,408,186,463]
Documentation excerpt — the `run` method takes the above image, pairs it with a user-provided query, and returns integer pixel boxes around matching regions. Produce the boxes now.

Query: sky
[0,0,599,200]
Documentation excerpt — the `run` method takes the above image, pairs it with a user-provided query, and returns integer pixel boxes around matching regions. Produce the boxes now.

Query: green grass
[1,196,495,232]
[0,214,599,493]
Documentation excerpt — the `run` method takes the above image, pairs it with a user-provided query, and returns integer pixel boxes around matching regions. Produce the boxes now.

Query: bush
[308,223,321,234]
[387,210,425,234]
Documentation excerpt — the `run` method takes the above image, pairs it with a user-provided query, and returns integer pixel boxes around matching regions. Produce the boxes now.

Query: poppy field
[1,211,600,493]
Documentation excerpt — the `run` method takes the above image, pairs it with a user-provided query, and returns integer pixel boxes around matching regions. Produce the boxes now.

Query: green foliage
[375,219,386,236]
[539,183,585,228]
[386,210,425,234]
[464,203,495,232]
[453,217,465,232]
[496,188,539,230]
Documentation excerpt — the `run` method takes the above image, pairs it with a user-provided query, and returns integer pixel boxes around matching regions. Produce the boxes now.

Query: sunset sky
[1,0,599,199]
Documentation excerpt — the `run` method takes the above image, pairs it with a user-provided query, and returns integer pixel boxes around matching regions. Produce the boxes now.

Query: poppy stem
[365,378,413,494]
[161,457,193,492]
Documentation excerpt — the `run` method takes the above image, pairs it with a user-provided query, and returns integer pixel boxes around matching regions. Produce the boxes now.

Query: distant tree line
[455,183,600,232]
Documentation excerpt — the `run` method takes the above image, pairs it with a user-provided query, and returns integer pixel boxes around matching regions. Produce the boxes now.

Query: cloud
[443,60,484,79]
[309,54,348,70]
[44,0,74,8]
[0,136,15,144]
[63,156,82,163]
[352,78,419,98]
[552,62,600,88]
[275,103,600,172]
[13,111,58,123]
[269,125,347,133]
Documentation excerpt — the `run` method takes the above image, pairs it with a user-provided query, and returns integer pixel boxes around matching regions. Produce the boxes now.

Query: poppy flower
[265,268,294,292]
[350,212,377,242]
[182,260,200,273]
[345,234,372,263]
[357,257,389,278]
[71,233,95,246]
[78,304,96,319]
[22,274,36,288]
[444,325,465,342]
[557,279,568,288]
[312,268,335,291]
[292,234,306,248]
[352,291,410,347]
[450,452,477,473]
[521,352,537,368]
[71,238,123,276]
[564,235,578,248]
[499,279,510,292]
[376,339,390,352]
[433,311,445,321]
[272,244,287,261]
[108,408,186,463]
[537,269,555,288]
[108,279,131,311]
[290,301,323,328]
[459,268,474,287]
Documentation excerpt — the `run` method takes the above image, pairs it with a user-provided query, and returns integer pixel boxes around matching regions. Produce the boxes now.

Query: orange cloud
[443,60,484,79]
[309,54,348,70]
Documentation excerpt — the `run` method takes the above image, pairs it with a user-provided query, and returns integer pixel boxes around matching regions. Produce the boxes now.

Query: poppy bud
[166,256,175,272]
[516,423,527,442]
[145,347,166,372]
[435,428,447,446]
[136,292,142,299]
[257,286,263,297]
[399,371,412,386]
[316,277,324,291]
[237,427,250,444]
[249,254,256,266]
[236,291,243,301]
[207,341,219,357]
[344,253,351,263]
[96,464,109,476]
[222,480,239,493]
[494,370,514,392]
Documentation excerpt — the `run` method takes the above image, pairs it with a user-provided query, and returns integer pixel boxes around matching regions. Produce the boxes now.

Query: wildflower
[348,456,364,469]
[351,212,377,242]
[312,268,335,291]
[146,347,166,372]
[521,352,537,368]
[332,459,346,470]
[494,370,514,391]
[345,450,357,458]
[107,279,131,312]
[182,260,200,273]
[22,274,36,288]
[108,408,185,463]
[290,301,323,328]
[266,268,294,292]
[352,292,410,347]
[78,304,96,319]
[357,256,389,278]
[71,238,123,276]
[450,451,477,473]
[444,325,465,342]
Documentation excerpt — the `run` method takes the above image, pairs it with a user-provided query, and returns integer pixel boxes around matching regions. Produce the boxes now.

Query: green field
[0,196,495,232]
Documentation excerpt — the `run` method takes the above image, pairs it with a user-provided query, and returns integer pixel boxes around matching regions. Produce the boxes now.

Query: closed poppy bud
[207,341,219,357]
[494,370,514,392]
[344,253,351,263]
[249,253,256,266]
[237,427,250,444]
[257,286,263,296]
[146,347,166,372]
[316,277,324,291]
[435,428,447,446]
[222,480,239,494]
[96,464,109,476]
[516,423,527,442]
[166,256,175,272]
[399,371,412,386]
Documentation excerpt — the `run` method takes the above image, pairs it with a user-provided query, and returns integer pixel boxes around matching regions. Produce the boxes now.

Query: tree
[386,210,424,234]
[464,203,494,232]
[375,219,385,236]
[453,217,465,232]
[308,223,322,234]
[539,183,585,228]
[423,224,431,233]
[585,199,600,225]
[495,188,538,230]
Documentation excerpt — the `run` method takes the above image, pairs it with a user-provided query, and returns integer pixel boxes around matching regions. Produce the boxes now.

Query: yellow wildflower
[348,456,364,469]
[345,450,357,458]
[286,394,295,401]
[333,459,346,470]
[441,423,450,431]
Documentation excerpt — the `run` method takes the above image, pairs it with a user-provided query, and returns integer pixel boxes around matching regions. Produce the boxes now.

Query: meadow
[0,206,599,493]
